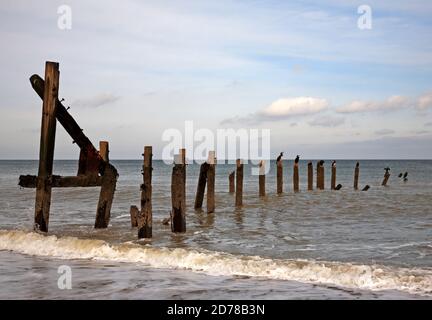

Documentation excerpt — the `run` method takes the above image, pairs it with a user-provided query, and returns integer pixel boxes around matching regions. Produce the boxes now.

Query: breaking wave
[0,229,431,296]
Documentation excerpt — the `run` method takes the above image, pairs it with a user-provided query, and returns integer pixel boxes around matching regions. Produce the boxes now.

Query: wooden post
[331,161,336,190]
[382,168,390,186]
[130,205,138,227]
[307,162,313,191]
[138,146,152,238]
[354,162,360,190]
[207,151,216,213]
[259,161,265,197]
[95,141,117,228]
[293,163,299,192]
[194,162,209,209]
[316,162,320,189]
[34,61,59,232]
[277,160,283,194]
[171,149,186,232]
[229,171,235,193]
[235,159,243,206]
[317,161,324,190]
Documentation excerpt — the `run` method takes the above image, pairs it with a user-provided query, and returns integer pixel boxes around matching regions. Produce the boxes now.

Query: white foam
[0,229,431,296]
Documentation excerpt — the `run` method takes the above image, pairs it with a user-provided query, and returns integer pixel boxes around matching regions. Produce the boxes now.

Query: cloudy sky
[0,0,431,159]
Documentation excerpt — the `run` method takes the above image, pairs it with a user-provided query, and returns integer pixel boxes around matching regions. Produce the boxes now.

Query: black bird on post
[398,173,403,178]
[276,152,284,162]
[403,172,408,182]
[294,155,299,164]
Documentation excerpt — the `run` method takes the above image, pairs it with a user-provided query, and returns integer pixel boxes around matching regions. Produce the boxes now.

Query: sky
[0,0,431,159]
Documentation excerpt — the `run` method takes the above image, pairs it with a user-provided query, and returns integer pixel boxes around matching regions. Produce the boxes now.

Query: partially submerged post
[259,160,265,197]
[207,151,216,213]
[354,162,360,190]
[331,161,336,190]
[194,162,209,209]
[317,160,325,190]
[229,171,235,193]
[235,159,243,206]
[138,146,152,238]
[277,160,283,194]
[19,62,118,232]
[129,205,139,227]
[293,155,300,192]
[382,167,391,186]
[171,149,186,232]
[307,162,313,191]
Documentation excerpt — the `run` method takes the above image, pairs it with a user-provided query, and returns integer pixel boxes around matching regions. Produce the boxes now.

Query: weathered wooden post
[95,141,117,228]
[354,162,360,190]
[293,156,299,192]
[317,160,325,190]
[331,161,336,190]
[235,159,243,206]
[229,171,235,193]
[277,160,283,194]
[207,151,216,213]
[171,149,186,232]
[138,146,152,238]
[382,167,391,186]
[34,61,59,232]
[259,160,265,197]
[130,205,138,227]
[194,162,209,209]
[307,162,313,191]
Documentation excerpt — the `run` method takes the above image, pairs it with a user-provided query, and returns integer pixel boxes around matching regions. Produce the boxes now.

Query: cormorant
[332,160,336,167]
[398,173,403,178]
[294,155,300,164]
[276,152,283,162]
[319,160,325,166]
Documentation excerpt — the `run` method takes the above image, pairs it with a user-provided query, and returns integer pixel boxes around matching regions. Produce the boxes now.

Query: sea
[0,159,431,299]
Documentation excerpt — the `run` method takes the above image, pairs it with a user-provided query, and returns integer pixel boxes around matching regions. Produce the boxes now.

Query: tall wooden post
[259,161,265,197]
[293,163,299,192]
[207,151,216,213]
[130,205,138,227]
[331,161,336,190]
[382,168,390,186]
[95,141,117,228]
[307,162,313,191]
[171,149,186,232]
[277,160,283,194]
[317,161,324,190]
[34,61,59,232]
[194,162,209,209]
[354,162,360,190]
[229,171,235,193]
[235,159,243,207]
[138,146,152,238]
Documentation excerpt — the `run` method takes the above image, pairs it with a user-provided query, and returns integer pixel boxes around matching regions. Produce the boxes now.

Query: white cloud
[337,95,411,114]
[308,115,345,127]
[417,92,432,111]
[221,97,328,124]
[375,129,395,136]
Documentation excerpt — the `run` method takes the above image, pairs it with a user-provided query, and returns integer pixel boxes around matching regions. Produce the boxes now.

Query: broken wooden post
[229,171,235,193]
[259,160,265,197]
[34,61,59,232]
[171,149,186,232]
[307,162,313,191]
[138,146,152,238]
[130,205,138,227]
[235,159,243,206]
[382,167,391,186]
[331,161,336,190]
[207,151,216,213]
[293,161,299,193]
[194,162,209,209]
[317,160,325,190]
[277,160,283,194]
[95,141,117,228]
[354,162,360,190]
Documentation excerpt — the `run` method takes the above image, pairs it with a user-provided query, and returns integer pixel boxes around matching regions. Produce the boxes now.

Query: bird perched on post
[356,162,359,168]
[295,155,300,164]
[384,167,390,174]
[332,160,336,167]
[403,172,408,182]
[276,152,284,162]
[319,160,325,166]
